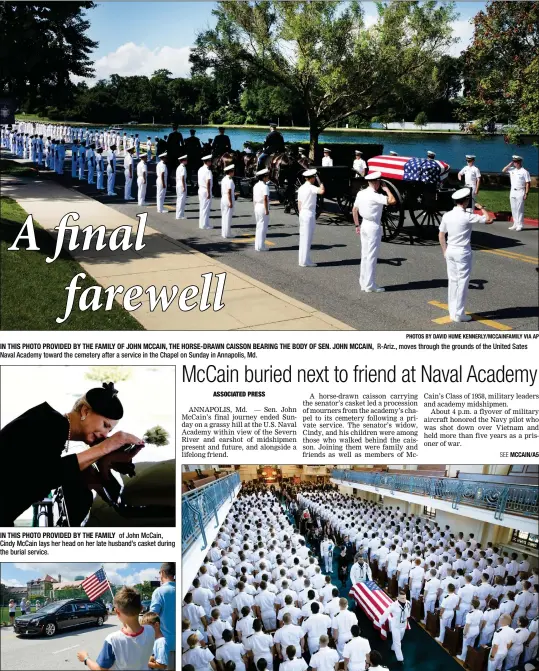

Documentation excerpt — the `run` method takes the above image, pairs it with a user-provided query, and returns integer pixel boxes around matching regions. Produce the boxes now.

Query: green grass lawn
[0,158,38,177]
[477,185,538,219]
[0,197,144,330]
[0,606,36,623]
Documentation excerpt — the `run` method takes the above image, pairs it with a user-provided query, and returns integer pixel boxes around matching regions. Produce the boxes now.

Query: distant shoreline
[14,115,538,138]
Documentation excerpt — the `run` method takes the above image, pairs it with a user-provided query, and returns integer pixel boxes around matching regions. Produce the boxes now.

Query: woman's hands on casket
[77,431,144,471]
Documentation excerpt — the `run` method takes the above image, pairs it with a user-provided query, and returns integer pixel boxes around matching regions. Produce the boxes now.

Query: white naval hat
[389,151,398,156]
[256,168,269,176]
[465,154,476,160]
[158,151,167,158]
[365,171,382,180]
[244,147,252,154]
[512,155,523,161]
[178,155,188,160]
[202,154,212,161]
[303,168,317,177]
[223,164,235,172]
[452,187,472,200]
[323,147,331,152]
[354,150,362,155]
[427,150,436,158]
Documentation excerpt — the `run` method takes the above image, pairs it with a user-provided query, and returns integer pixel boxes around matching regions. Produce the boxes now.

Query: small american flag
[349,580,410,639]
[367,155,449,182]
[81,568,110,602]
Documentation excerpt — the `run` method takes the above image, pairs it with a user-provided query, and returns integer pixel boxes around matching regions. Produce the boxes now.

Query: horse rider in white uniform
[438,187,493,322]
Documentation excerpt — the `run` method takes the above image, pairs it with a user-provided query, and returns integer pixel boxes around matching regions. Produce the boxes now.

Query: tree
[458,1,539,138]
[0,3,98,111]
[414,111,428,129]
[85,366,132,383]
[191,1,457,157]
[143,426,170,447]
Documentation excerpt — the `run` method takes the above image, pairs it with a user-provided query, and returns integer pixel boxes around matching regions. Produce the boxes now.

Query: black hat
[86,382,123,419]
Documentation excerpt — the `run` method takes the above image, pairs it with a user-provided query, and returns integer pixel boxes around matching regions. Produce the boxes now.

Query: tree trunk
[309,124,319,161]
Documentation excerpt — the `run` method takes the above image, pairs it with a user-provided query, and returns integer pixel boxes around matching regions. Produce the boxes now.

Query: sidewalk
[1,175,353,330]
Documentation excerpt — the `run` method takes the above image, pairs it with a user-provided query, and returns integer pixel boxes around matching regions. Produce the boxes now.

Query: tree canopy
[458,0,539,139]
[0,2,97,112]
[191,0,458,155]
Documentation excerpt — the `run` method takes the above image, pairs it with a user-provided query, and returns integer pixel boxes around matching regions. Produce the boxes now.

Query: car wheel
[96,616,104,627]
[44,622,57,637]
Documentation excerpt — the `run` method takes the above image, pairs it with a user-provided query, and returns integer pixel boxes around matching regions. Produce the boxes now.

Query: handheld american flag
[81,568,110,602]
[349,580,410,639]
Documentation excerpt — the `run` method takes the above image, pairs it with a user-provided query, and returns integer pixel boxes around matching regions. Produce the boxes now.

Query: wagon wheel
[380,179,404,242]
[293,174,324,218]
[336,192,354,219]
[409,189,444,231]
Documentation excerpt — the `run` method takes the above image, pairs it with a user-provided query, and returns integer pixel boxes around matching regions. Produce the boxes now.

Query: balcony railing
[182,472,241,555]
[332,469,538,520]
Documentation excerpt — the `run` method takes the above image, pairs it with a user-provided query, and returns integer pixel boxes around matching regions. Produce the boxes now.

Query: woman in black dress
[338,544,349,586]
[0,382,144,526]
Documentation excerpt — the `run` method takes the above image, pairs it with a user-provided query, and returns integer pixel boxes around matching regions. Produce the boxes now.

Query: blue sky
[1,563,164,587]
[80,1,486,81]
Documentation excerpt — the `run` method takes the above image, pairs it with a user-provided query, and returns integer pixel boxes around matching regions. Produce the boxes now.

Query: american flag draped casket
[367,155,450,184]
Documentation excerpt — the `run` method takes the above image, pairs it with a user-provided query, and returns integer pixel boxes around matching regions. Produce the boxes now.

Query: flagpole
[102,566,115,605]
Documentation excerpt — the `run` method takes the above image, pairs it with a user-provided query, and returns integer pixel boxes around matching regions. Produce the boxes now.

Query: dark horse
[246,148,313,213]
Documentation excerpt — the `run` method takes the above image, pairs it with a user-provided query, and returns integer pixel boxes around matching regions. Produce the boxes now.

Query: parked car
[14,598,108,637]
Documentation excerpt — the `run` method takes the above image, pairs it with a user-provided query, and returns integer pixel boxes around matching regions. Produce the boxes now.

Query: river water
[104,126,538,174]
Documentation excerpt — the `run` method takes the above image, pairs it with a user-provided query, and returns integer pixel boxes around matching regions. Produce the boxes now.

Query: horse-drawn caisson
[208,145,456,243]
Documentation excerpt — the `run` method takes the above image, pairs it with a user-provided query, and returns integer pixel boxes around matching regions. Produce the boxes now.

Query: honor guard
[297,169,325,267]
[220,164,236,238]
[136,153,148,206]
[124,146,136,200]
[95,147,104,190]
[198,154,213,229]
[438,188,493,322]
[156,152,168,213]
[253,168,271,251]
[175,155,188,219]
[321,148,333,167]
[353,171,396,292]
[106,144,117,196]
[458,154,481,210]
[502,155,531,231]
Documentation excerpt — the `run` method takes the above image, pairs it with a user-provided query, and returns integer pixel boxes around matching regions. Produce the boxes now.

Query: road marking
[52,645,79,654]
[475,245,537,264]
[428,300,512,331]
[232,235,276,246]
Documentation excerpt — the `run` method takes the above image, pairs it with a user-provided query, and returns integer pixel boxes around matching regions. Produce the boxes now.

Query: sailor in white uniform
[458,154,481,211]
[350,557,372,585]
[321,148,333,167]
[56,140,66,175]
[377,590,411,663]
[136,153,148,206]
[487,615,515,671]
[352,150,366,177]
[353,171,395,292]
[524,614,538,662]
[176,155,188,219]
[502,155,531,231]
[220,164,235,238]
[95,147,104,190]
[78,141,86,180]
[156,152,168,213]
[71,139,79,178]
[319,537,334,574]
[457,598,483,661]
[134,134,140,159]
[297,169,325,267]
[86,143,95,184]
[146,136,152,162]
[505,616,529,669]
[438,188,493,322]
[435,583,459,644]
[198,154,213,229]
[253,168,271,251]
[106,144,117,196]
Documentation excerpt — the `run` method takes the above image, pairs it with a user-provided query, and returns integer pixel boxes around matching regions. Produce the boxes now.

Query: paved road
[33,156,539,331]
[0,615,119,670]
